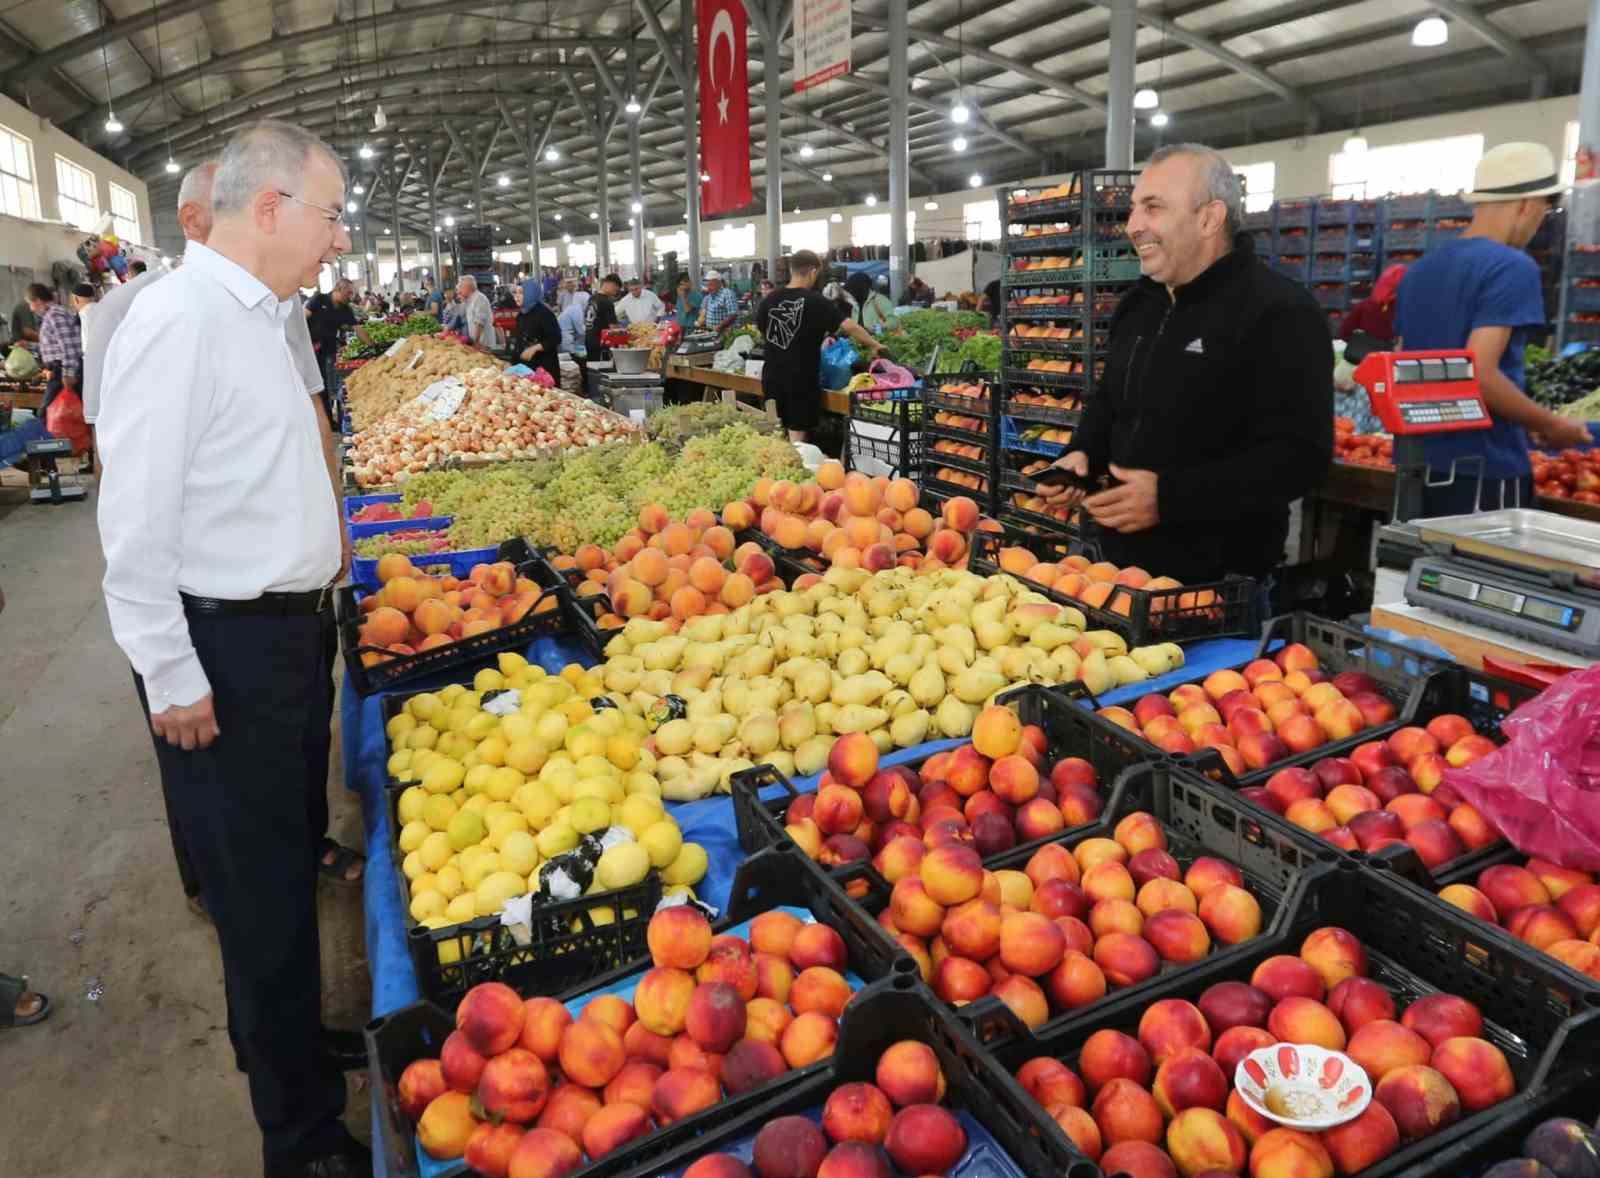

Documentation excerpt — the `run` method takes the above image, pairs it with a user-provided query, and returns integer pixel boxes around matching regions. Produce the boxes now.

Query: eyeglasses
[276,190,344,226]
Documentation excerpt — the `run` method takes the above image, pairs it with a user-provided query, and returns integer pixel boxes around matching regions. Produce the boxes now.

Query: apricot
[418,1090,479,1160]
[1374,1064,1461,1140]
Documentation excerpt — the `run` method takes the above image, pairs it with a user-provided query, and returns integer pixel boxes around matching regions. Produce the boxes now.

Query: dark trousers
[134,608,345,1167]
[40,370,65,417]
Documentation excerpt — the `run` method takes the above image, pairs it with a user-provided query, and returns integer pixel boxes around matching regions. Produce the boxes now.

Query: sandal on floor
[317,838,366,886]
[0,973,51,1029]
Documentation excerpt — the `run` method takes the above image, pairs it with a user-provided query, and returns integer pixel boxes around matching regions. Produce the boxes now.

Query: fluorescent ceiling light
[924,200,939,211]
[1412,16,1447,47]
[1151,111,1170,128]
[829,211,842,223]
[951,99,970,125]
[445,215,456,227]
[624,94,641,115]
[164,158,180,174]
[969,173,983,188]
[821,170,833,182]
[799,143,815,158]
[346,200,359,212]
[630,200,643,212]
[545,146,560,162]
[865,194,878,206]
[1344,133,1368,155]
[952,135,968,153]
[498,175,510,187]
[1133,88,1159,110]
[104,113,123,134]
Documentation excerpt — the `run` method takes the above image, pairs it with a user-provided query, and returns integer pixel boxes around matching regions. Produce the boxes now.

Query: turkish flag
[698,0,753,215]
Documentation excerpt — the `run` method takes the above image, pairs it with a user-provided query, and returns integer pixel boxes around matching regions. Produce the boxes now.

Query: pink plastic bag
[867,358,916,389]
[1444,663,1600,871]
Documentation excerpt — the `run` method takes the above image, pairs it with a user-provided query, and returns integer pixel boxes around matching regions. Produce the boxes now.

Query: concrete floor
[0,476,372,1177]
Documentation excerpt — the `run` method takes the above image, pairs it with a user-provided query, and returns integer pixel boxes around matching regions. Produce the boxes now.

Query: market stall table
[664,356,849,416]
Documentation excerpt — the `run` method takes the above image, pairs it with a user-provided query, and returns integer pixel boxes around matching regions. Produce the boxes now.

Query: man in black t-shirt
[584,273,623,360]
[755,250,883,440]
[305,279,371,371]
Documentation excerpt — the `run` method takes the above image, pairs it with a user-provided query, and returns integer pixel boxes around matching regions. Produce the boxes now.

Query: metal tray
[1417,508,1600,582]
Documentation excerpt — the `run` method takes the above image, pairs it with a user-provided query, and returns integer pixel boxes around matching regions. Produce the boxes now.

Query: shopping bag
[1443,663,1600,871]
[5,344,38,378]
[819,336,857,391]
[867,357,917,389]
[44,388,92,454]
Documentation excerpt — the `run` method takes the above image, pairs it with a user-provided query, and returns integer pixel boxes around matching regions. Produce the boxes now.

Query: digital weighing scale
[1403,510,1600,658]
[26,436,87,504]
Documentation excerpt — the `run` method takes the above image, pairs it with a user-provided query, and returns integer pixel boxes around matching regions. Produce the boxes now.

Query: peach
[1266,767,1323,810]
[464,1120,524,1177]
[418,1090,479,1160]
[478,1048,550,1124]
[922,845,985,906]
[1213,1026,1277,1078]
[790,923,848,971]
[1527,858,1593,901]
[1346,1019,1432,1081]
[1128,849,1183,890]
[1186,858,1244,899]
[684,1158,753,1178]
[1300,927,1368,991]
[1285,798,1339,834]
[580,1102,653,1160]
[1155,1048,1229,1118]
[1115,812,1170,857]
[1324,785,1380,825]
[1558,883,1600,937]
[1374,1064,1461,1140]
[885,1103,967,1175]
[1325,975,1395,1037]
[779,1011,837,1068]
[1017,1056,1087,1112]
[1101,1141,1180,1178]
[1140,998,1213,1065]
[754,954,795,1005]
[1424,713,1475,748]
[744,997,793,1048]
[515,997,572,1065]
[753,1116,831,1178]
[1044,949,1108,1010]
[1146,910,1213,964]
[994,974,1052,1028]
[1204,669,1251,701]
[1321,1101,1401,1174]
[1446,734,1497,767]
[441,1030,489,1094]
[651,1066,723,1126]
[1073,1031,1151,1097]
[890,878,946,938]
[1048,1104,1104,1163]
[1265,996,1343,1052]
[398,1057,450,1123]
[1095,931,1161,987]
[823,1081,894,1145]
[826,731,879,788]
[999,910,1067,977]
[1090,898,1145,939]
[1093,1077,1166,1147]
[1026,843,1082,889]
[1507,903,1580,951]
[1076,838,1129,874]
[1431,1035,1515,1112]
[1137,878,1199,919]
[789,967,852,1020]
[668,1033,723,1079]
[721,1037,788,1097]
[648,906,713,970]
[534,1084,602,1147]
[1199,981,1273,1033]
[684,981,747,1054]
[1448,804,1501,851]
[456,982,527,1056]
[1248,1128,1334,1178]
[1225,1088,1276,1147]
[1199,884,1264,946]
[1386,793,1449,831]
[1083,861,1138,905]
[815,1142,892,1178]
[506,1125,584,1177]
[1278,714,1328,755]
[633,966,696,1036]
[1404,819,1466,870]
[1435,884,1498,926]
[1399,994,1483,1050]
[812,784,865,836]
[604,1058,663,1109]
[941,898,1003,960]
[558,1015,626,1091]
[1033,879,1090,921]
[989,755,1039,805]
[1410,753,1449,795]
[1478,865,1551,918]
[971,704,1023,759]
[1251,955,1325,1002]
[1167,1106,1248,1177]
[581,994,635,1039]
[943,746,993,797]
[1548,938,1600,979]
[873,835,925,884]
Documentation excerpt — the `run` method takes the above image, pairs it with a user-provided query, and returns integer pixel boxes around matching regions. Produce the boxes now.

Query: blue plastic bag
[820,336,858,391]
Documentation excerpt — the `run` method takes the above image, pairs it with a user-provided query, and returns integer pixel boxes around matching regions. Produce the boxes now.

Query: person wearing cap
[698,271,740,332]
[617,275,665,325]
[583,273,623,360]
[1395,142,1591,515]
[756,249,883,442]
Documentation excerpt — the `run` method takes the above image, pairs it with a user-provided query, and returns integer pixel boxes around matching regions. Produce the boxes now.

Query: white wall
[0,93,155,268]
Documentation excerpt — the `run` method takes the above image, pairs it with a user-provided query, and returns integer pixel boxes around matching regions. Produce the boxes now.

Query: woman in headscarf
[510,281,563,385]
[1337,264,1407,342]
[844,273,894,334]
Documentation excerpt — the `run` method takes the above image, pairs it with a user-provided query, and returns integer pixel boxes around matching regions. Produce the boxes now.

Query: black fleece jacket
[1076,233,1333,581]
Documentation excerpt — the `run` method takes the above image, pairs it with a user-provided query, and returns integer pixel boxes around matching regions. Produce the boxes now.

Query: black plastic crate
[608,980,1097,1178]
[845,390,922,479]
[967,529,1256,646]
[1003,365,1089,390]
[922,380,996,417]
[1002,393,1083,428]
[922,416,994,448]
[988,860,1600,1178]
[337,539,599,697]
[920,468,990,504]
[1403,1066,1600,1176]
[365,848,914,1178]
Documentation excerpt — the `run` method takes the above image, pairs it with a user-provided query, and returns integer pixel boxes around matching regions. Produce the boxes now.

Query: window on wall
[1236,162,1276,214]
[1328,134,1484,199]
[850,211,915,248]
[708,222,756,258]
[539,245,558,267]
[0,123,40,220]
[962,200,1001,242]
[55,156,98,230]
[653,230,689,259]
[612,239,636,269]
[781,218,830,256]
[109,181,141,243]
[568,240,597,267]
[1562,119,1580,188]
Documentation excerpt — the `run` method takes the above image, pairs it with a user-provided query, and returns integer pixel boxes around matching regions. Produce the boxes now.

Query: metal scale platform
[26,437,87,504]
[1401,509,1600,658]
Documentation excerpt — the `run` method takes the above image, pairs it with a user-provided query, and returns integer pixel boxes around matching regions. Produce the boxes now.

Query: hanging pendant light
[1411,17,1447,47]
[1133,88,1159,110]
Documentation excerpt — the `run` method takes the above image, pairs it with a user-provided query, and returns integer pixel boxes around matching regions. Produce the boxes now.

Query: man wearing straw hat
[1395,141,1591,515]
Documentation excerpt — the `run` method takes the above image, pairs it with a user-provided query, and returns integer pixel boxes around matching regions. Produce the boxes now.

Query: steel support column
[763,0,783,282]
[683,0,702,283]
[598,143,611,272]
[888,0,910,300]
[392,182,404,293]
[1577,0,1600,248]
[630,54,646,282]
[425,142,441,288]
[1105,0,1137,170]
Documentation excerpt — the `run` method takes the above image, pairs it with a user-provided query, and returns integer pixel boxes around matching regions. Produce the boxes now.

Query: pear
[739,710,781,757]
[869,726,894,754]
[880,688,918,718]
[908,663,946,708]
[952,666,1007,704]
[721,679,751,717]
[975,618,1013,651]
[1107,655,1149,686]
[935,693,976,738]
[794,735,832,775]
[765,750,796,778]
[1130,646,1175,677]
[685,690,723,720]
[623,618,672,646]
[832,670,892,708]
[1030,622,1077,652]
[883,651,921,687]
[672,665,714,695]
[891,708,931,748]
[1157,642,1186,668]
[603,663,642,695]
[1078,649,1114,697]
[717,757,757,790]
[682,644,726,674]
[654,718,694,757]
[814,701,838,733]
[832,704,890,734]
[936,646,970,677]
[1082,630,1128,657]
[793,663,833,704]
[680,615,726,645]
[971,596,1007,628]
[603,633,632,659]
[1060,606,1088,630]
[778,701,817,748]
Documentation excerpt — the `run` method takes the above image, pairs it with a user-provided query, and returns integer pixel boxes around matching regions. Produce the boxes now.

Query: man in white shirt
[617,275,665,325]
[457,274,495,348]
[96,120,365,1178]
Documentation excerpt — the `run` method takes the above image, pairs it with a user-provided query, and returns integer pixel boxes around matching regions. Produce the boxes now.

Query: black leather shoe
[266,1136,371,1178]
[319,1026,368,1072]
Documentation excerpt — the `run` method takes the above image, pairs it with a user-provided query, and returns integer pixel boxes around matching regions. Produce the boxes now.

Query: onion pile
[350,368,641,487]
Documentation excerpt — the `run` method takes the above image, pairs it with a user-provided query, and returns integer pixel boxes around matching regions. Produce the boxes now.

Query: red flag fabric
[698,0,753,215]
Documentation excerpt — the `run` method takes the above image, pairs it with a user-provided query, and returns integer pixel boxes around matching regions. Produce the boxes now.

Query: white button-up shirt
[617,289,665,325]
[96,241,340,710]
[82,268,322,422]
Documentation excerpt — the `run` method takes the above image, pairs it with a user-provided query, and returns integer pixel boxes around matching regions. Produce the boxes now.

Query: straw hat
[1464,142,1564,203]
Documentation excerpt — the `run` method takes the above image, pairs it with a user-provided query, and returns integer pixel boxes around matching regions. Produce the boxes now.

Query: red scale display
[1352,348,1491,437]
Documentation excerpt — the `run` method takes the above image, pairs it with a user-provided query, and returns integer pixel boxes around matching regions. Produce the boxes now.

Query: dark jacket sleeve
[1158,300,1333,525]
[537,306,562,354]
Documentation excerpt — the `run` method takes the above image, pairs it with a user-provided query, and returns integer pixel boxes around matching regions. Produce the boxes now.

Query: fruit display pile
[645,401,782,450]
[354,557,559,666]
[343,334,506,429]
[363,425,807,555]
[1485,1114,1600,1178]
[351,369,641,488]
[339,312,442,361]
[387,658,708,931]
[989,544,1212,625]
[397,903,864,1168]
[1012,928,1522,1174]
[593,566,1183,800]
[1100,647,1396,777]
[1435,858,1600,980]
[876,309,990,372]
[349,498,439,524]
[1333,418,1394,469]
[1532,446,1600,505]
[1251,716,1501,869]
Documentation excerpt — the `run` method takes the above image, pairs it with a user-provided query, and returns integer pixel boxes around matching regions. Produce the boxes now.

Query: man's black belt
[181,586,335,616]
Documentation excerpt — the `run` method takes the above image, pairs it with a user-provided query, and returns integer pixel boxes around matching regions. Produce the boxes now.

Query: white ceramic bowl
[1234,1042,1373,1131]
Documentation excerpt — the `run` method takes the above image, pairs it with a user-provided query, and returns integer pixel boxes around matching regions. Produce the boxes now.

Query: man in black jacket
[1044,143,1332,586]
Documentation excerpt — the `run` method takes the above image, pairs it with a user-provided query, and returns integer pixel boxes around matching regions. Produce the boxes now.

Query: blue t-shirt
[1394,237,1547,480]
